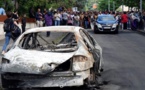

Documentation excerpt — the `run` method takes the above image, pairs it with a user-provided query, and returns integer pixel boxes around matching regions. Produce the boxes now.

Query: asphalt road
[0,29,145,90]
[89,30,145,90]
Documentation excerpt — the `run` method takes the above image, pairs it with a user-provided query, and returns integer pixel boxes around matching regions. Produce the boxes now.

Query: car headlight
[112,23,118,28]
[96,23,102,28]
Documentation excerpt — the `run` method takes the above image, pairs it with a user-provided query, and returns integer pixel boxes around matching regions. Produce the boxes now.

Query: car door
[85,31,103,72]
[80,29,101,73]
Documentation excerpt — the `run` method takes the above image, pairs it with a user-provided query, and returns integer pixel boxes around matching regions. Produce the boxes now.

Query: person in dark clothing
[84,14,89,29]
[21,14,26,33]
[2,11,15,55]
[143,12,145,30]
[12,10,19,24]
[29,7,35,18]
[35,8,43,27]
[45,11,53,37]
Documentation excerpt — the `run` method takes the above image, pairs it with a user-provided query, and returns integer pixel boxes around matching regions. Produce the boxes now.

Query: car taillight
[73,56,88,62]
[2,58,10,64]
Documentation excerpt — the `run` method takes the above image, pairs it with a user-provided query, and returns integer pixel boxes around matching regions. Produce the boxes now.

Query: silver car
[1,26,103,89]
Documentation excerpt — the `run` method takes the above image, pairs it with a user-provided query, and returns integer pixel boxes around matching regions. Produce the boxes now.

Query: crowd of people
[33,8,98,29]
[115,11,144,31]
[30,8,145,32]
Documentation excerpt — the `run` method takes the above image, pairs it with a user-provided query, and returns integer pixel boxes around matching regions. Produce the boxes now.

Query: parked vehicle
[1,26,103,89]
[94,15,119,34]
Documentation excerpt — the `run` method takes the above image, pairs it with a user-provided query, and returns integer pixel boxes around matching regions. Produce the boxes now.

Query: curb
[137,30,145,36]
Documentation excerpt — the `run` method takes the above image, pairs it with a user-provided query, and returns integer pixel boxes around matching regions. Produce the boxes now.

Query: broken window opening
[18,32,78,52]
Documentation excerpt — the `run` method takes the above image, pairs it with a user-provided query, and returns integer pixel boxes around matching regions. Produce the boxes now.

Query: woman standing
[90,12,95,30]
[121,12,128,30]
[73,13,80,26]
[44,11,53,37]
[54,11,61,26]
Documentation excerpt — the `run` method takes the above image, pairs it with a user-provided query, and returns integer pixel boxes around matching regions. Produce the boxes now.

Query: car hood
[2,47,76,74]
[97,20,117,24]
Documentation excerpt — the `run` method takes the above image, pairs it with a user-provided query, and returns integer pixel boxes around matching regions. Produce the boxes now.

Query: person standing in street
[44,11,53,37]
[67,12,73,25]
[90,12,95,30]
[2,11,14,55]
[84,13,89,29]
[62,11,68,25]
[80,12,84,28]
[143,11,145,30]
[12,10,19,24]
[29,7,35,18]
[54,11,61,26]
[35,8,43,27]
[73,13,80,26]
[121,12,128,30]
[21,14,26,33]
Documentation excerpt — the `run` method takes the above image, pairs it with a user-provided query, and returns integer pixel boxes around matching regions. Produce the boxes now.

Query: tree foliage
[0,0,86,16]
[97,0,145,11]
[0,0,15,11]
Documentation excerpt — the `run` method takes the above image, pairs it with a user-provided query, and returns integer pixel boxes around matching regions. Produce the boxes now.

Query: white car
[1,26,103,89]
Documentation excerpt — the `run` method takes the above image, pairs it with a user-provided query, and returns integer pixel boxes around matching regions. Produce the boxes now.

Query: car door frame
[79,29,101,73]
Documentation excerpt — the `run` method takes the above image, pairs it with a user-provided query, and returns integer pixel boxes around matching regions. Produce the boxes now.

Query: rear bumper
[1,72,84,88]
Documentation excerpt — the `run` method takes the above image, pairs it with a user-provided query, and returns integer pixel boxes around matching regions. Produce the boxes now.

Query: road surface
[89,30,145,90]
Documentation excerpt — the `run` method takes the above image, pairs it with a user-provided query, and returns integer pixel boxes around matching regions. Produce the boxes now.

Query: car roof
[24,26,83,34]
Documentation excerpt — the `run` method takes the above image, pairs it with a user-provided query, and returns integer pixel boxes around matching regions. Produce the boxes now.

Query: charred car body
[1,26,103,89]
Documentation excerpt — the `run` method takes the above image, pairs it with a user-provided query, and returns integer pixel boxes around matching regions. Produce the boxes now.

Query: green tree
[98,0,145,11]
[17,0,80,16]
[0,0,14,11]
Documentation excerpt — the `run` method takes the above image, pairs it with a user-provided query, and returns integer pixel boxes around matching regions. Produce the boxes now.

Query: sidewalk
[0,35,4,41]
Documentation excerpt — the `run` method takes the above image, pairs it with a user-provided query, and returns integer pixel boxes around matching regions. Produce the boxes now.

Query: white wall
[0,22,36,40]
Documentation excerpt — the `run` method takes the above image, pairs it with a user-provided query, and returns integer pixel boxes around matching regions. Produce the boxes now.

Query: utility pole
[113,1,115,11]
[122,0,124,12]
[108,0,110,11]
[140,0,142,12]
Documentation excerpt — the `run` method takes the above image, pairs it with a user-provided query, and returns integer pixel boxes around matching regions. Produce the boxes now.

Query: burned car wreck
[1,26,103,89]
